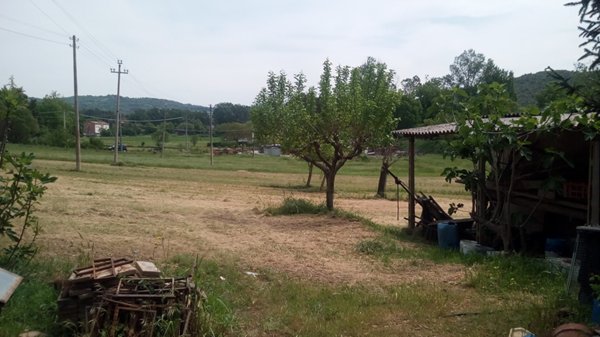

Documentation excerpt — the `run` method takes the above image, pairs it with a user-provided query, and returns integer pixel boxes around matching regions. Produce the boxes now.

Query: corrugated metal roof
[393,113,585,138]
[393,122,457,137]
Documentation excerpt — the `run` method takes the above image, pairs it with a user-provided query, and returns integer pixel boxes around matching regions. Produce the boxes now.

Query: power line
[0,26,67,45]
[0,13,65,38]
[79,42,113,68]
[125,74,160,98]
[125,117,184,123]
[79,114,184,123]
[51,0,118,62]
[28,0,69,35]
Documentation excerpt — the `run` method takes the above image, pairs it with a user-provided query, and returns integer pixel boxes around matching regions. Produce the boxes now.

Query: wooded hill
[60,95,208,114]
[513,69,576,107]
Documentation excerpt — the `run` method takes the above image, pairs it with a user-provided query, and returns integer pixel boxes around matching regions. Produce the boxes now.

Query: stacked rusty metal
[58,257,201,337]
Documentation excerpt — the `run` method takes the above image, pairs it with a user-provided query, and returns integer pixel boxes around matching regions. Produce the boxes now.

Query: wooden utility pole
[161,109,166,158]
[209,104,213,166]
[111,60,128,164]
[185,111,189,152]
[408,136,416,231]
[71,35,81,171]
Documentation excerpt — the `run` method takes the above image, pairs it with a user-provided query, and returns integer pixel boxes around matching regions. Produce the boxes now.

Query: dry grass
[34,159,468,285]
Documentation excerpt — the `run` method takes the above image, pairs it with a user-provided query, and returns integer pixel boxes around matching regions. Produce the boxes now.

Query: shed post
[408,136,416,230]
[476,158,487,240]
[591,139,600,227]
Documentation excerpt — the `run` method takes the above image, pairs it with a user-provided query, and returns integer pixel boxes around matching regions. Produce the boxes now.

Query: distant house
[84,121,109,136]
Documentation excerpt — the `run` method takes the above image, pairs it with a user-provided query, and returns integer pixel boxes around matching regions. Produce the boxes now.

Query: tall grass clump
[265,197,328,215]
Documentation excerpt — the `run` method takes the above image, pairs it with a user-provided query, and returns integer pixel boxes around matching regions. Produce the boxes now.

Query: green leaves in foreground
[0,152,56,267]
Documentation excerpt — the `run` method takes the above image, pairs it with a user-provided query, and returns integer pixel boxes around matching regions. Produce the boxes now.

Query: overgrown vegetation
[0,152,56,267]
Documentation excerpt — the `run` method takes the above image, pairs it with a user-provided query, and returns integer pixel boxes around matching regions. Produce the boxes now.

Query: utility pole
[71,35,81,171]
[111,60,128,164]
[209,104,213,166]
[185,111,189,152]
[161,109,166,158]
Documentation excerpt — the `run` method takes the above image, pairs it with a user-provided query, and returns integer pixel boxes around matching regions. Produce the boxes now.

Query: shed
[393,115,600,246]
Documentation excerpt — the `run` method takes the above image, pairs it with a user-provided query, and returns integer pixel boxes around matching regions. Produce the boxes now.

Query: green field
[8,141,467,176]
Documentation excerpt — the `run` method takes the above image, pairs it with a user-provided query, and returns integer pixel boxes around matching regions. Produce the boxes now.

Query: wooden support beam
[590,139,600,226]
[476,159,486,241]
[408,136,415,230]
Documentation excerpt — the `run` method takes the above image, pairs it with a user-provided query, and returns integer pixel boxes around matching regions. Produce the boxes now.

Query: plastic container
[460,240,494,255]
[593,300,600,325]
[437,221,459,249]
[459,240,478,254]
[545,238,567,257]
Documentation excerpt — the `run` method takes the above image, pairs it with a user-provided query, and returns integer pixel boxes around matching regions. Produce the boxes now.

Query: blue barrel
[593,300,600,324]
[437,221,459,249]
[545,238,567,257]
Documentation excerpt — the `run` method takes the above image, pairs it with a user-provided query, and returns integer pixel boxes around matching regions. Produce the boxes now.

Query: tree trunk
[306,162,313,187]
[319,174,326,192]
[376,160,389,198]
[325,170,336,210]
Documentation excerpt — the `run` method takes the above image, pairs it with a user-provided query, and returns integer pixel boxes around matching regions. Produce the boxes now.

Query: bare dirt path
[37,162,467,285]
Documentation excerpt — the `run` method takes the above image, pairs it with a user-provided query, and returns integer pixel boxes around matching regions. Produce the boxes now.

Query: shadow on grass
[262,183,323,193]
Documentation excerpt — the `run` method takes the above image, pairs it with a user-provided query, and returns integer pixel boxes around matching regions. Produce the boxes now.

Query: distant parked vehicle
[107,144,128,152]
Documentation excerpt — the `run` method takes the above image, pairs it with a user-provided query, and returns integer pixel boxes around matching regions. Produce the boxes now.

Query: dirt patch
[36,163,468,286]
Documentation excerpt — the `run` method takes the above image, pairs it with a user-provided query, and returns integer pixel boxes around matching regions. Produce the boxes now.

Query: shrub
[0,152,56,267]
[81,136,105,150]
[265,197,328,215]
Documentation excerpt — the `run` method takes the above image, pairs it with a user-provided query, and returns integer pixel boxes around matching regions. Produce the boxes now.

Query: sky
[0,0,585,106]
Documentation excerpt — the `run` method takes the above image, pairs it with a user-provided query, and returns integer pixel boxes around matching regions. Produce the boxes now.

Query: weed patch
[265,197,329,215]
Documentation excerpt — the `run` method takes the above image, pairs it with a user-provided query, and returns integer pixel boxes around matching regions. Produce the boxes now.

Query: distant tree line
[0,81,253,148]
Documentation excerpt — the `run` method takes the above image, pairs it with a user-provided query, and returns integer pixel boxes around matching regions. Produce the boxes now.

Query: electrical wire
[0,26,67,45]
[28,0,69,35]
[125,74,161,98]
[33,1,195,109]
[0,13,66,38]
[124,117,184,123]
[80,114,184,123]
[79,42,113,68]
[51,0,118,62]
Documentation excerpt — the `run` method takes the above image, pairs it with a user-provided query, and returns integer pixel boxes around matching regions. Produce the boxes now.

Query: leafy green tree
[34,91,72,130]
[445,49,515,98]
[213,122,252,141]
[410,77,447,123]
[151,126,170,147]
[253,58,397,210]
[213,103,251,124]
[0,80,38,147]
[33,92,75,146]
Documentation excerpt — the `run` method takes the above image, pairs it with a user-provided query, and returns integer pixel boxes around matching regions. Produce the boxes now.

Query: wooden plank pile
[57,257,201,337]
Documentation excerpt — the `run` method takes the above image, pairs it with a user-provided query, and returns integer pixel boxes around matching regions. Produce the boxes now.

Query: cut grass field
[0,144,588,337]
